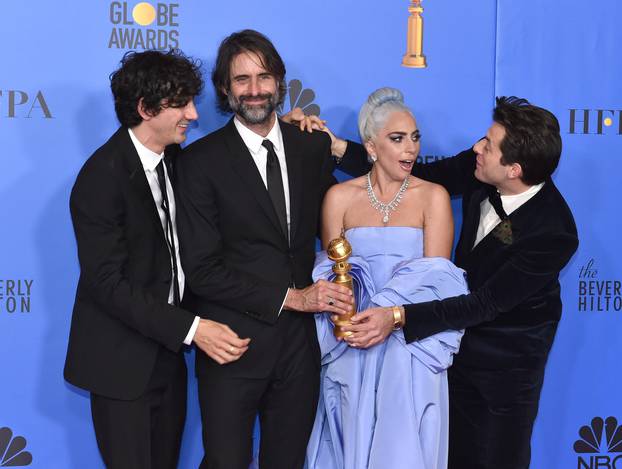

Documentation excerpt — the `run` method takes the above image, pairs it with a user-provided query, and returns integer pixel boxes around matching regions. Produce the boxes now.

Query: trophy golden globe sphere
[327,236,352,263]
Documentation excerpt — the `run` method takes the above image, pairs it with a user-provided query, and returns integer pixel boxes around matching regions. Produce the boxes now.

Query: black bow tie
[486,187,513,245]
[487,187,508,220]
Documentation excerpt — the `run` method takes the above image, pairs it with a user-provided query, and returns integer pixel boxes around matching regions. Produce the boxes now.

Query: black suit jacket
[176,119,335,378]
[341,142,578,370]
[64,127,195,400]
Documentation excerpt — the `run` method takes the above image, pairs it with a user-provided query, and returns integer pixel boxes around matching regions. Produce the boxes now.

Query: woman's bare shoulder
[325,176,367,199]
[408,176,450,201]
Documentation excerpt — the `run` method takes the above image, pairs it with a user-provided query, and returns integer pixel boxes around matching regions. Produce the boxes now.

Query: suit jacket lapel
[281,121,303,242]
[456,184,489,264]
[498,178,551,239]
[223,119,288,243]
[116,128,165,236]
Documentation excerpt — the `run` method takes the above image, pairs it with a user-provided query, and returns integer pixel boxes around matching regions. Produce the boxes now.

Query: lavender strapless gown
[305,227,468,469]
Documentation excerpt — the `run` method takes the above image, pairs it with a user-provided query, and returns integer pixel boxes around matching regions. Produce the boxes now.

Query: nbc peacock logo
[574,417,622,468]
[0,427,32,467]
[277,79,320,117]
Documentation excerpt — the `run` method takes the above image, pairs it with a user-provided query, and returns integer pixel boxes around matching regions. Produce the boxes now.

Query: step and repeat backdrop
[1,1,620,467]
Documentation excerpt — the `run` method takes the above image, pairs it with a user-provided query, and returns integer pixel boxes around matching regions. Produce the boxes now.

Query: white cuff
[278,289,290,316]
[183,316,201,345]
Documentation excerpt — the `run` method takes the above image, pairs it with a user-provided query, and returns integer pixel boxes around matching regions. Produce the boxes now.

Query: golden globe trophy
[327,234,357,338]
[402,0,427,68]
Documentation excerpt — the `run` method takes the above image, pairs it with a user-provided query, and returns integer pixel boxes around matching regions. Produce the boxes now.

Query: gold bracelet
[392,305,403,330]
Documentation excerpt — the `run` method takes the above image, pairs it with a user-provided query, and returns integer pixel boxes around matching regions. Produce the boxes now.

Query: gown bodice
[345,226,424,287]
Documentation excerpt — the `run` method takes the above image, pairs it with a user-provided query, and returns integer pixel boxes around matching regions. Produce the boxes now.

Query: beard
[228,89,280,125]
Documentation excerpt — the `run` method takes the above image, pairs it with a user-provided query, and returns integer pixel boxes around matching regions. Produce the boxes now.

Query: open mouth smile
[399,159,414,171]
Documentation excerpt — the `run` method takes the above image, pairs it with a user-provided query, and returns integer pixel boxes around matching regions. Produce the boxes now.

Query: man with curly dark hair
[64,49,249,469]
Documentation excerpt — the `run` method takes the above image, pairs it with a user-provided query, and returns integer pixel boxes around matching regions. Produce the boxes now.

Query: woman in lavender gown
[305,88,468,469]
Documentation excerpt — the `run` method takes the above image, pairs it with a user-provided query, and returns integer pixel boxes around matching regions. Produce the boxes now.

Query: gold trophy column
[402,0,427,68]
[327,235,357,338]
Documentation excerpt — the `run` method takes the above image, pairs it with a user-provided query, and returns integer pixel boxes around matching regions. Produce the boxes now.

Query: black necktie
[487,187,508,220]
[262,139,288,241]
[155,160,181,306]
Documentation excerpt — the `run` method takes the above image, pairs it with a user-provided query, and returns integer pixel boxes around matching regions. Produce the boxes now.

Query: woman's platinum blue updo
[358,87,413,142]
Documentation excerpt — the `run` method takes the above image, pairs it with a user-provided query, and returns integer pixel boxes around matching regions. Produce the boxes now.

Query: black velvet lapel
[455,185,489,265]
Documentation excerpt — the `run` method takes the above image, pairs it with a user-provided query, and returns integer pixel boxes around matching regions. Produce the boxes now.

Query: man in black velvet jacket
[323,97,578,469]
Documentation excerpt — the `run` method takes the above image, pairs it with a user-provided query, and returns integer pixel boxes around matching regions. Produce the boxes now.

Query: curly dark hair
[110,49,203,128]
[493,96,562,185]
[212,29,286,114]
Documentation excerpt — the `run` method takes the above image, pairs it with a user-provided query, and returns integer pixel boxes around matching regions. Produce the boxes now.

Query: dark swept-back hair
[493,96,562,185]
[110,49,203,128]
[212,29,286,114]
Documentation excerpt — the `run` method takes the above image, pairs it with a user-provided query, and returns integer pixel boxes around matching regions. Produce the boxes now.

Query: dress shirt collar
[128,128,164,172]
[499,182,545,215]
[233,116,282,154]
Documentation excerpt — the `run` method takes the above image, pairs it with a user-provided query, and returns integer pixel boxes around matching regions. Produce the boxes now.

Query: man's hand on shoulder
[282,107,325,132]
[282,107,348,158]
[193,319,250,365]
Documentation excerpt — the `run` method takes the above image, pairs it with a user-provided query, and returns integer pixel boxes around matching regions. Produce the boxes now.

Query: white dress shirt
[233,117,292,233]
[233,118,291,312]
[473,182,545,247]
[128,129,199,344]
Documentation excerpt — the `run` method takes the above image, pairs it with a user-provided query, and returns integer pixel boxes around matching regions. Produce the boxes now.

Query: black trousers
[90,349,187,469]
[447,363,545,469]
[197,315,319,469]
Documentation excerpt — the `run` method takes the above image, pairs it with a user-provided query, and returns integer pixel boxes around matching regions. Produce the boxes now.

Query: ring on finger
[327,296,335,306]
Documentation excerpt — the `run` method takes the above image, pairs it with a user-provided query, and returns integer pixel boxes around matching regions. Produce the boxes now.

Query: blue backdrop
[1,1,620,467]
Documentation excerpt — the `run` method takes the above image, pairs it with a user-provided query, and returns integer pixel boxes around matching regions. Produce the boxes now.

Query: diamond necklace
[365,172,410,224]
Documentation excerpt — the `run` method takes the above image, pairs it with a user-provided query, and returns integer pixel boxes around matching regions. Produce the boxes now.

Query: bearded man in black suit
[297,96,578,469]
[64,50,249,469]
[176,30,353,469]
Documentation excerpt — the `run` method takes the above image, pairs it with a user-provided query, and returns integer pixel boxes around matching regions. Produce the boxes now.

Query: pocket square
[492,219,513,245]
